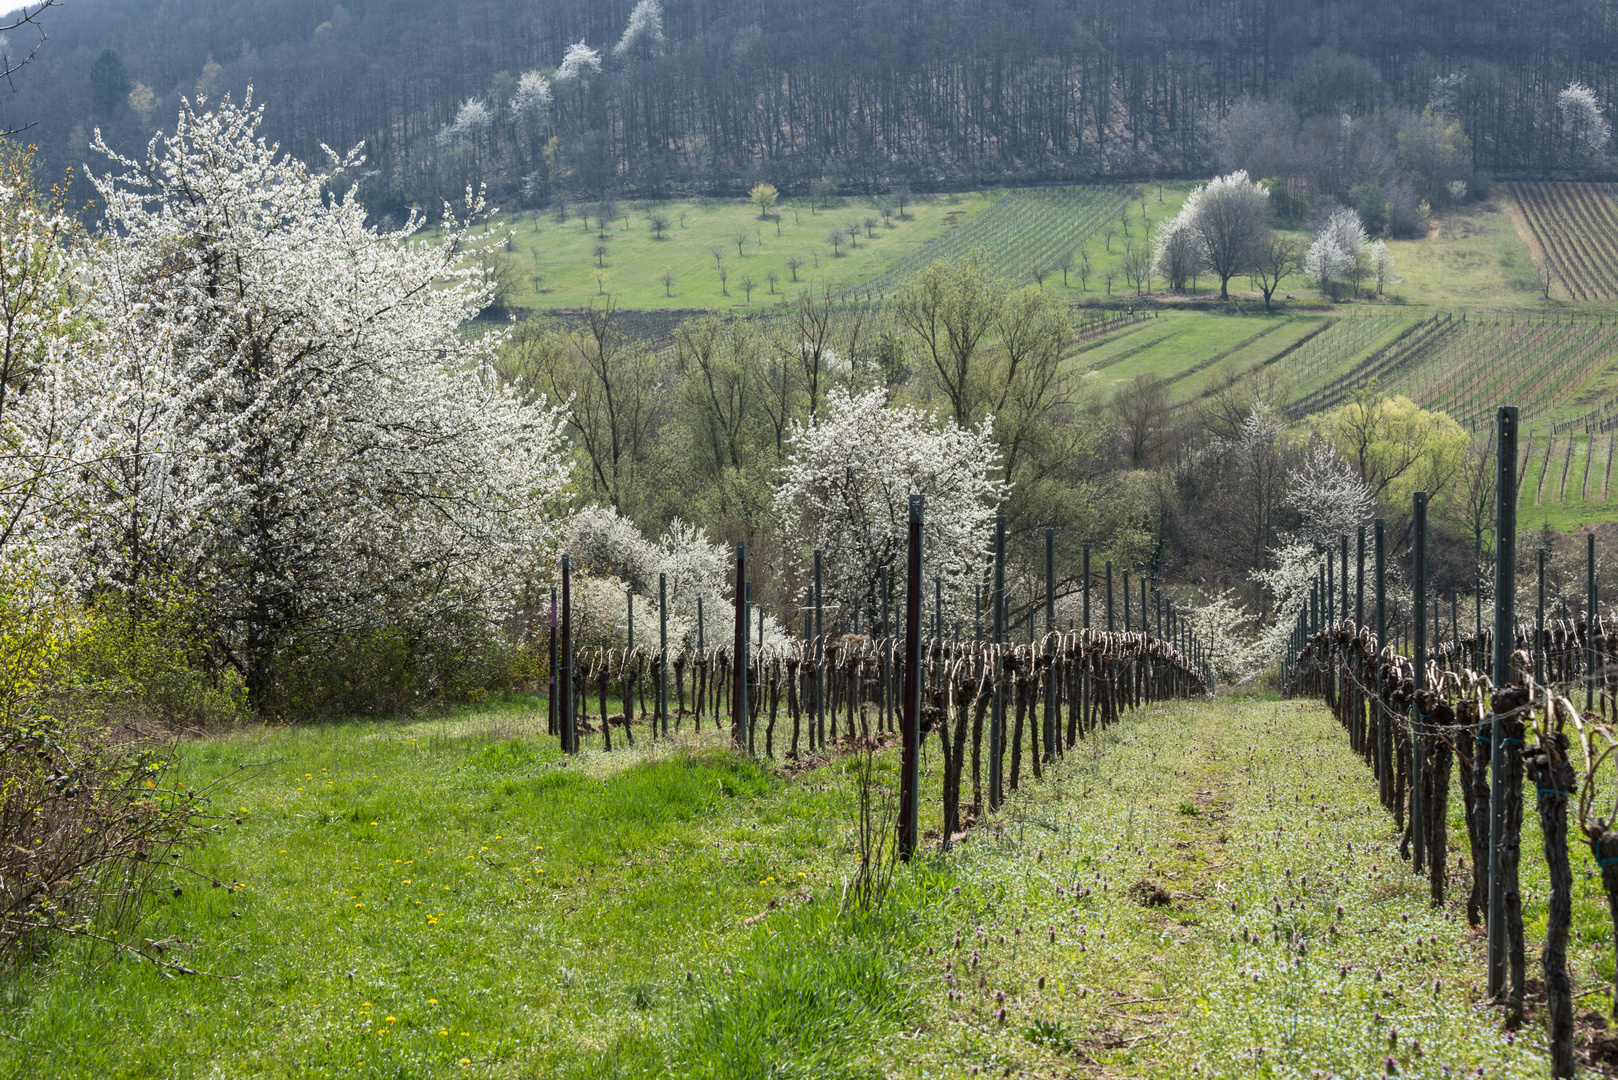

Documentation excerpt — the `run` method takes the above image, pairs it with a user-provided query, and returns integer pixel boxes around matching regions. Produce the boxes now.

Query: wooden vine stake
[561,554,575,754]
[1526,700,1576,1078]
[1489,405,1519,1002]
[733,543,746,752]
[898,494,923,862]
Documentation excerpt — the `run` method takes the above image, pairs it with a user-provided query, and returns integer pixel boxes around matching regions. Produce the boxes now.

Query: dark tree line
[13,0,1618,214]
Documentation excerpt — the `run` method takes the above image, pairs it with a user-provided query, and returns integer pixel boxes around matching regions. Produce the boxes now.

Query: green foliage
[0,574,216,974]
[266,620,544,718]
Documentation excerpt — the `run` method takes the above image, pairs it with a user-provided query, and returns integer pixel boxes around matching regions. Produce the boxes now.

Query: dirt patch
[1128,880,1172,907]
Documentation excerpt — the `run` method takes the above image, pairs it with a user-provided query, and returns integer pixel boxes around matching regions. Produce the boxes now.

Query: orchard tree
[750,182,779,218]
[1152,216,1203,292]
[1305,207,1367,298]
[773,387,1005,619]
[58,95,572,706]
[1370,240,1400,294]
[1251,234,1302,311]
[1287,440,1374,548]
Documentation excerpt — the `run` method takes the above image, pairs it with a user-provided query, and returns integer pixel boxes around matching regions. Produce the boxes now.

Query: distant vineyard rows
[1288,312,1618,430]
[1508,181,1618,303]
[840,185,1132,299]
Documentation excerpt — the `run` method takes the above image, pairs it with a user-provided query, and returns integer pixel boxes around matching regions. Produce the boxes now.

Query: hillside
[10,0,1618,216]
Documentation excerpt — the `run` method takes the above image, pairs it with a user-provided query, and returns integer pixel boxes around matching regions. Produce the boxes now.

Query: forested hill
[12,0,1618,217]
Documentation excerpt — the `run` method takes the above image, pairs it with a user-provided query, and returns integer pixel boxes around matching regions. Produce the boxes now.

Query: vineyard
[845,185,1133,298]
[1288,509,1618,1076]
[1507,182,1618,302]
[1288,312,1618,430]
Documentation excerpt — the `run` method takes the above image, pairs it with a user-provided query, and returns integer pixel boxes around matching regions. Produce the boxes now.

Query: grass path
[1,696,1601,1077]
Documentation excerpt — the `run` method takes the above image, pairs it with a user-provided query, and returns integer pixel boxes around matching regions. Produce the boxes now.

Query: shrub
[0,578,218,971]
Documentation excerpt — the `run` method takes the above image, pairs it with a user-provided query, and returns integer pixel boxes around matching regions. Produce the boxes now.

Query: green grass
[480,193,989,313]
[1077,309,1320,400]
[4,694,1606,1077]
[1379,196,1547,309]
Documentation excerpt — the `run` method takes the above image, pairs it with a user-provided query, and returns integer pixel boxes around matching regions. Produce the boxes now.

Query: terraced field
[1507,181,1618,302]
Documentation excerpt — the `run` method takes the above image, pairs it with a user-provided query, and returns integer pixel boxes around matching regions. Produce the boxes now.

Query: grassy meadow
[478,192,990,312]
[4,694,1609,1078]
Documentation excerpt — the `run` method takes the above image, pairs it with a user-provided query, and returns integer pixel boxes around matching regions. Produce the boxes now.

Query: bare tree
[1187,172,1273,300]
[592,242,608,267]
[1122,245,1151,295]
[649,213,670,240]
[0,1,62,130]
[766,270,780,294]
[733,229,750,257]
[1113,374,1172,467]
[739,274,756,302]
[1251,234,1302,311]
[1455,432,1497,555]
[717,265,729,295]
[659,271,674,297]
[1540,253,1558,300]
[1055,251,1073,287]
[826,229,845,256]
[1031,263,1049,287]
[863,215,878,238]
[891,184,912,218]
[779,287,839,419]
[710,247,725,270]
[785,255,805,281]
[1076,251,1091,291]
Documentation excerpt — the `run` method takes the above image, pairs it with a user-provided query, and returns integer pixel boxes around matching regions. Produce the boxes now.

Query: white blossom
[1287,440,1374,550]
[1559,82,1611,159]
[556,41,602,83]
[1304,207,1366,295]
[1151,190,1206,292]
[1369,239,1400,294]
[773,387,1006,622]
[437,98,492,149]
[1184,589,1264,685]
[512,72,552,120]
[1180,170,1271,299]
[1251,541,1325,671]
[565,506,740,651]
[0,161,88,558]
[613,0,665,57]
[43,94,572,702]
